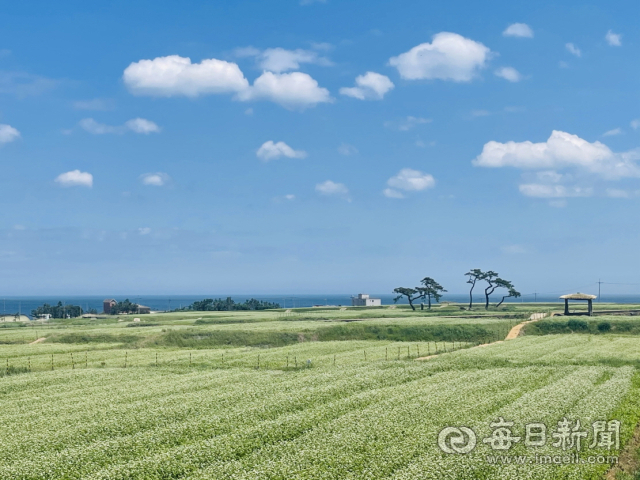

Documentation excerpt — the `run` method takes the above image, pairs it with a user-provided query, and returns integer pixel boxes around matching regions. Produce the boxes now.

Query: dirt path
[29,337,46,344]
[415,312,548,362]
[505,312,548,340]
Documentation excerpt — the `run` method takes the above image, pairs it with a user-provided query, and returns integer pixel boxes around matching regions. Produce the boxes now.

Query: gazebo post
[564,299,569,315]
[588,299,592,316]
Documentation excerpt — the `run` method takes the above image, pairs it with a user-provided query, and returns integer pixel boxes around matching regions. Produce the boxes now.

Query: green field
[1,306,640,479]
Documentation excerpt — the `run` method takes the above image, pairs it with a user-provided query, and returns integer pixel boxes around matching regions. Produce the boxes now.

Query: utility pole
[534,291,537,302]
[598,279,603,302]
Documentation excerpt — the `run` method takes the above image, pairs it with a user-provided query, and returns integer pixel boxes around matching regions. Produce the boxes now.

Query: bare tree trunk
[468,280,476,310]
[428,294,432,310]
[408,298,415,310]
[484,285,496,310]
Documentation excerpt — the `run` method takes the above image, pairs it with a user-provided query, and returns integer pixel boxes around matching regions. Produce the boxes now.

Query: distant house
[351,294,381,307]
[103,299,117,314]
[137,305,151,314]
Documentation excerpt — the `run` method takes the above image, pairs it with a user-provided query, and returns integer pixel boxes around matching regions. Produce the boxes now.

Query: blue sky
[0,0,639,296]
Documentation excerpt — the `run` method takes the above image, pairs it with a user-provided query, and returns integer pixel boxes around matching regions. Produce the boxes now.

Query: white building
[351,294,381,307]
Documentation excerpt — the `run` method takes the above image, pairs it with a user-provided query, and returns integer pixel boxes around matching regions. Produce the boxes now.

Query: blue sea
[3,293,640,318]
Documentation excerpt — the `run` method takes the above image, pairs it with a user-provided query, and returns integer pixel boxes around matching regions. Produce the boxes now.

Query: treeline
[185,297,280,311]
[394,269,521,311]
[31,302,88,319]
[109,299,139,314]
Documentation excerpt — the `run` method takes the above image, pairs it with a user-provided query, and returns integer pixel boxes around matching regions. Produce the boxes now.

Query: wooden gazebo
[560,293,597,316]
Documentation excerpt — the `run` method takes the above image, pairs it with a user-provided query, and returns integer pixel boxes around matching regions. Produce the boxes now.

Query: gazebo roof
[559,293,597,300]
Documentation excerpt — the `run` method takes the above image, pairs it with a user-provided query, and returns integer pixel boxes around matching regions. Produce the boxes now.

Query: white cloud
[0,124,20,143]
[138,227,151,235]
[383,188,405,199]
[385,168,435,198]
[385,116,432,131]
[605,30,622,47]
[123,55,249,97]
[244,108,254,116]
[256,140,307,161]
[566,43,581,57]
[603,128,623,137]
[606,188,630,198]
[494,66,523,82]
[55,170,93,188]
[140,172,171,186]
[473,130,640,179]
[125,118,160,134]
[79,118,160,135]
[257,48,331,73]
[285,194,295,200]
[503,23,534,38]
[238,71,332,109]
[338,143,358,156]
[389,32,491,82]
[73,98,114,111]
[631,119,640,130]
[518,184,592,198]
[471,110,491,117]
[340,72,394,100]
[315,180,349,199]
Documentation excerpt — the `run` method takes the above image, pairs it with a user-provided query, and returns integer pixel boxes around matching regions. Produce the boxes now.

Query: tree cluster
[394,270,521,311]
[109,299,139,315]
[393,277,447,311]
[186,297,281,311]
[31,302,83,319]
[465,269,521,310]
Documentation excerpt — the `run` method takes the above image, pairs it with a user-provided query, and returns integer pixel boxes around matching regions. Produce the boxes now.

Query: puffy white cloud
[518,184,592,198]
[0,124,20,143]
[238,71,332,109]
[79,118,160,135]
[315,180,349,198]
[256,141,307,161]
[631,119,640,130]
[123,55,249,97]
[125,118,160,134]
[55,170,93,188]
[383,188,406,199]
[603,128,623,137]
[340,72,394,100]
[503,23,534,38]
[337,143,358,156]
[140,172,171,186]
[138,227,151,235]
[494,66,523,82]
[285,194,295,200]
[605,30,622,47]
[473,130,640,179]
[257,48,331,73]
[389,32,491,82]
[566,43,581,57]
[384,168,436,198]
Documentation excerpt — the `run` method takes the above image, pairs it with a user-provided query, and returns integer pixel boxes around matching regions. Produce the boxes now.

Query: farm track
[415,312,547,361]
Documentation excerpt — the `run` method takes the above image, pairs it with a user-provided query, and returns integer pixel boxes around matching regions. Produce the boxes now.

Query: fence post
[71,353,74,370]
[124,351,127,368]
[85,351,88,368]
[51,354,54,371]
[385,347,388,361]
[364,350,366,361]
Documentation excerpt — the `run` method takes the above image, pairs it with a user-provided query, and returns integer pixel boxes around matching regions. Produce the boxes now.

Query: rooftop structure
[559,292,597,316]
[351,294,381,307]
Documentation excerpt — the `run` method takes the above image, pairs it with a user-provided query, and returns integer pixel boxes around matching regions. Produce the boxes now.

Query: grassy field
[1,305,640,479]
